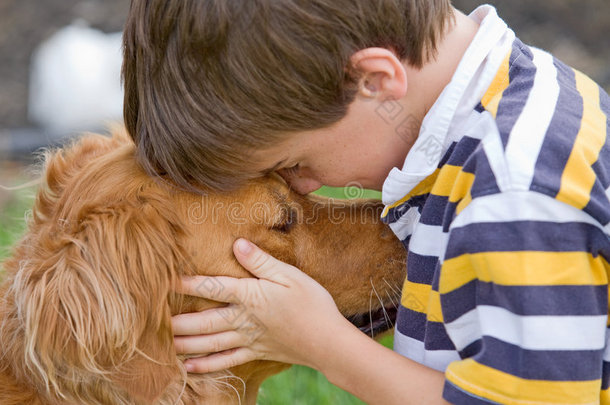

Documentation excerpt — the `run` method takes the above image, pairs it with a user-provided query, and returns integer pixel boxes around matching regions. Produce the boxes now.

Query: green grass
[314,185,382,200]
[259,334,393,404]
[0,184,388,403]
[0,186,35,262]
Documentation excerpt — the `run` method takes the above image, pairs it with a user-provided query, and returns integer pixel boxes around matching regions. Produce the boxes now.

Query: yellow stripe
[449,170,475,204]
[601,387,610,404]
[557,70,607,209]
[428,164,476,214]
[440,251,608,294]
[446,359,600,405]
[481,51,512,118]
[381,169,440,218]
[430,165,460,197]
[456,190,472,215]
[401,280,444,323]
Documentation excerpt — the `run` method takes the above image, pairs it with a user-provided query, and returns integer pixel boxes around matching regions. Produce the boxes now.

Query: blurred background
[1,0,609,403]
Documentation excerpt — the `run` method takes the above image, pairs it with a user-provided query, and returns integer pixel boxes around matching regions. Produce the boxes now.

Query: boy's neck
[403,8,480,121]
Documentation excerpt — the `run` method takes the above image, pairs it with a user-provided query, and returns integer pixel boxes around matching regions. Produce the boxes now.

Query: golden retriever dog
[0,130,406,405]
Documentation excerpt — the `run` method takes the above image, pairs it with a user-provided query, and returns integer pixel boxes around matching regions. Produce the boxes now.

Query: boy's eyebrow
[261,159,287,176]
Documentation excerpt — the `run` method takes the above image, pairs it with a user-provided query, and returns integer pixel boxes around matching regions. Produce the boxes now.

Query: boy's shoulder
[463,38,610,224]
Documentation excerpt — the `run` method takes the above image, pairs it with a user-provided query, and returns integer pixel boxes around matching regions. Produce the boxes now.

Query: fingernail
[185,362,195,372]
[236,239,252,255]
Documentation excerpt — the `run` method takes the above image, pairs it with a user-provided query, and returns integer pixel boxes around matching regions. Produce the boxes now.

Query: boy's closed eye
[281,163,300,176]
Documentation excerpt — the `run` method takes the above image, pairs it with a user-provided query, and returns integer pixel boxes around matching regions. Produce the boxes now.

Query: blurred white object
[28,22,124,133]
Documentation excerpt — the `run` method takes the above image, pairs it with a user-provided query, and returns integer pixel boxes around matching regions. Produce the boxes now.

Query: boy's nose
[276,170,323,195]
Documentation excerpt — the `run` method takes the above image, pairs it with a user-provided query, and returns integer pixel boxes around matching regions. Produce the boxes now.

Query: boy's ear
[350,47,408,100]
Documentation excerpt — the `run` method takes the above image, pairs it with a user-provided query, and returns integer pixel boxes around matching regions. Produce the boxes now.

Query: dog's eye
[271,208,295,234]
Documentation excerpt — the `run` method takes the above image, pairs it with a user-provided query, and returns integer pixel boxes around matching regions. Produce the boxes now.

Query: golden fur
[0,130,406,404]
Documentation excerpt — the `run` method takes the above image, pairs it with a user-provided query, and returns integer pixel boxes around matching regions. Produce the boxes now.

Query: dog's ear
[36,131,131,223]
[16,193,186,403]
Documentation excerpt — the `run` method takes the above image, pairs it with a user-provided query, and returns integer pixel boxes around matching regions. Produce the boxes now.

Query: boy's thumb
[233,238,292,283]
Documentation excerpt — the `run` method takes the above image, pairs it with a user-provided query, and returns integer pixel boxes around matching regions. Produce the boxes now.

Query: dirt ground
[1,0,608,129]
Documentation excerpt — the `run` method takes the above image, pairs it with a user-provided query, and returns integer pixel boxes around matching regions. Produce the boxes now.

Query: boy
[123,1,610,403]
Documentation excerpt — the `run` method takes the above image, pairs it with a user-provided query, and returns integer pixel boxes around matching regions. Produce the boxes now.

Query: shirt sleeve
[438,190,610,405]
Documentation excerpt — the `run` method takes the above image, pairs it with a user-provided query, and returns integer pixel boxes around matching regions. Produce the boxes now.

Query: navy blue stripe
[592,159,610,195]
[476,282,607,316]
[459,338,482,359]
[468,149,501,198]
[442,282,607,323]
[383,194,427,224]
[439,141,457,168]
[494,39,536,149]
[423,321,456,351]
[462,152,478,174]
[441,280,477,323]
[431,264,440,291]
[592,159,610,194]
[594,85,610,194]
[517,38,534,60]
[602,360,610,390]
[584,184,610,226]
[419,194,448,227]
[441,201,458,232]
[381,201,410,224]
[396,307,455,351]
[476,336,603,381]
[531,58,582,197]
[406,251,437,284]
[444,380,501,405]
[602,84,610,115]
[408,194,427,212]
[444,220,608,259]
[474,102,486,113]
[601,244,610,265]
[396,304,426,341]
[446,136,481,169]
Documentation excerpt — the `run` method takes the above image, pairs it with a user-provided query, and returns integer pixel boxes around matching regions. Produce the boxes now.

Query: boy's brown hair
[122,0,454,192]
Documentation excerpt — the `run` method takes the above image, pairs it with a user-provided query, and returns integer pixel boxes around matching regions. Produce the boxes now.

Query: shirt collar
[381,5,513,206]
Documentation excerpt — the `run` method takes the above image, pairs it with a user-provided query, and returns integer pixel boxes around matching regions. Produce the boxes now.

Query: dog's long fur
[0,130,406,404]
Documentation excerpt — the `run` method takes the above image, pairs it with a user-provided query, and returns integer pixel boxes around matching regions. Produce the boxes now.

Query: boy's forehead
[253,132,310,173]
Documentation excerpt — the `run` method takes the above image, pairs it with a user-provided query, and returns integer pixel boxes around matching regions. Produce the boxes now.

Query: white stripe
[388,206,420,241]
[394,329,460,372]
[505,48,560,189]
[443,308,482,351]
[450,190,603,231]
[480,112,512,192]
[446,306,607,351]
[409,223,448,258]
[603,329,610,362]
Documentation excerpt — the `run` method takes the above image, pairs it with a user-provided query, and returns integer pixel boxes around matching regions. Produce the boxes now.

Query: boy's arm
[439,190,608,404]
[314,315,451,405]
[173,239,450,405]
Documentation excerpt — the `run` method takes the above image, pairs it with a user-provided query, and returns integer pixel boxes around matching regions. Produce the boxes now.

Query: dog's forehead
[248,173,290,198]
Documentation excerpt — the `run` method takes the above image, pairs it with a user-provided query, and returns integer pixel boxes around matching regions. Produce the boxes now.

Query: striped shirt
[381,6,610,404]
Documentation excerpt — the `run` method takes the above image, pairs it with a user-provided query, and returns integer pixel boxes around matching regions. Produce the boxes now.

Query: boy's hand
[172,238,350,373]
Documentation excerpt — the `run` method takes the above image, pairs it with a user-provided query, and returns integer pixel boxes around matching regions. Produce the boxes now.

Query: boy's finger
[174,331,245,355]
[171,305,242,336]
[184,347,257,374]
[177,275,244,303]
[233,238,294,285]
